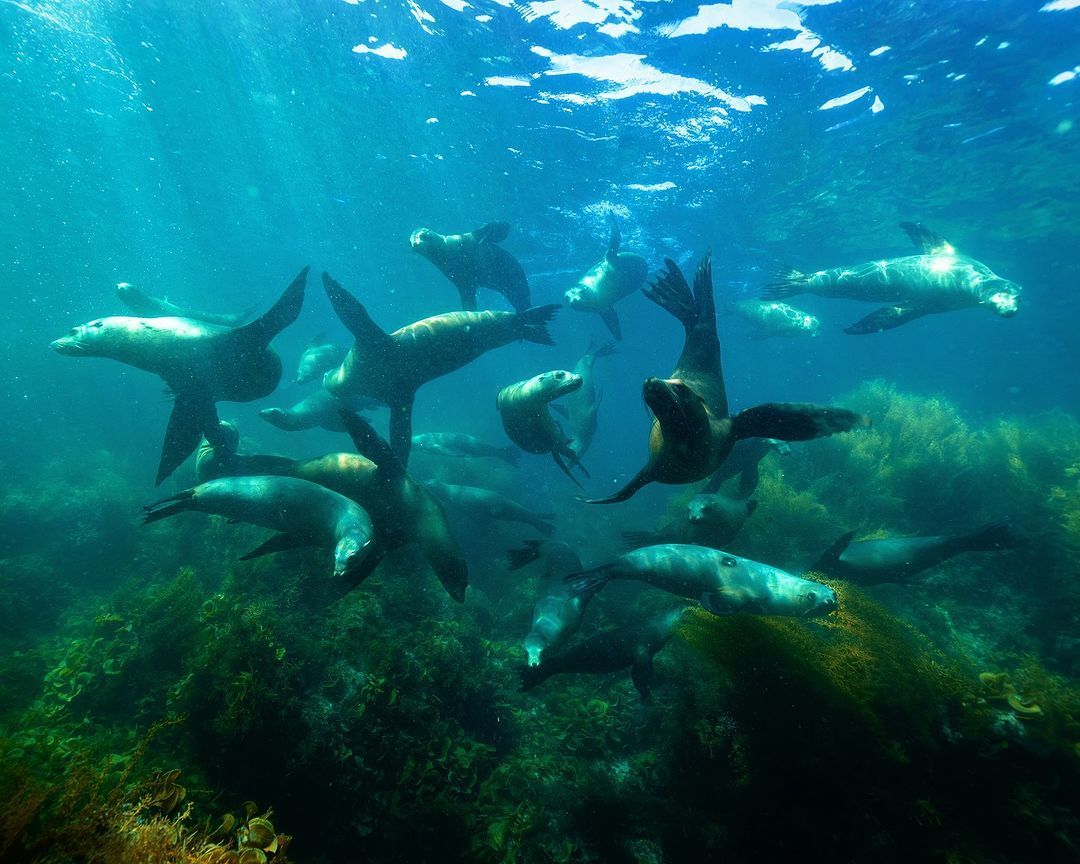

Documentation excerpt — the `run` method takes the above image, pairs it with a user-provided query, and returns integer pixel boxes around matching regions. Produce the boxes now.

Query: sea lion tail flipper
[339,410,405,479]
[960,520,1029,553]
[474,221,511,244]
[552,452,584,489]
[761,266,805,300]
[322,272,392,348]
[507,540,545,572]
[593,340,618,360]
[562,564,614,598]
[142,489,196,525]
[517,304,561,345]
[643,258,696,326]
[157,392,221,486]
[606,223,621,260]
[844,305,929,335]
[240,532,316,560]
[230,266,308,347]
[599,306,623,341]
[621,530,660,551]
[387,400,415,468]
[804,530,857,577]
[576,467,651,505]
[731,402,872,443]
[900,222,953,255]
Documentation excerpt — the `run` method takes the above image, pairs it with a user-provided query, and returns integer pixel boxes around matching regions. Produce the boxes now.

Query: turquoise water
[1,2,1079,861]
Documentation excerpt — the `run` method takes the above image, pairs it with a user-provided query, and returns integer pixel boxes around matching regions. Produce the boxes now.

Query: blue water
[2,1,1080,859]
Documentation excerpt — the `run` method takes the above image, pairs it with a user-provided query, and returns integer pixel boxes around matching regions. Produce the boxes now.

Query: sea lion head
[984,277,1021,317]
[523,633,545,667]
[687,494,732,525]
[333,532,375,581]
[798,583,838,618]
[531,369,583,403]
[409,227,445,263]
[51,318,117,357]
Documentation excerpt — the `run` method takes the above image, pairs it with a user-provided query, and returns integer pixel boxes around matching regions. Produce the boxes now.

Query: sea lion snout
[987,280,1021,317]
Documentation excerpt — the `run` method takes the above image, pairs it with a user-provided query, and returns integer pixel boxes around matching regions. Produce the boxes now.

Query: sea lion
[294,335,346,384]
[116,282,256,327]
[580,253,869,504]
[734,300,819,339]
[564,224,648,340]
[506,540,599,667]
[763,222,1022,334]
[53,268,307,485]
[195,415,468,603]
[518,607,687,701]
[142,475,375,582]
[552,339,616,461]
[623,494,757,550]
[816,521,1026,585]
[410,221,531,312]
[259,388,380,432]
[424,479,555,537]
[496,370,588,486]
[411,432,519,466]
[701,437,789,498]
[321,272,558,465]
[564,544,839,619]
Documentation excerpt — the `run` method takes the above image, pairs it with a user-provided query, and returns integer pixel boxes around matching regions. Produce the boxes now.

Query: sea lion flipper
[761,266,805,300]
[803,530,856,577]
[643,258,696,324]
[562,563,613,598]
[157,392,221,486]
[506,540,545,572]
[239,532,316,560]
[900,222,953,255]
[322,272,392,348]
[577,466,652,505]
[606,223,621,261]
[730,402,871,443]
[474,221,511,244]
[230,266,308,347]
[387,400,416,468]
[516,304,560,346]
[844,305,929,335]
[338,410,405,480]
[736,462,761,498]
[552,452,584,489]
[599,306,622,340]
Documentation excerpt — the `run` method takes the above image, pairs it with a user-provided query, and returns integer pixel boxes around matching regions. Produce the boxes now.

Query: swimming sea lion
[518,607,687,701]
[424,479,555,537]
[411,432,519,466]
[496,370,588,486]
[565,544,838,618]
[321,272,558,465]
[294,335,346,384]
[623,494,757,550]
[116,282,256,327]
[564,224,648,340]
[53,268,308,485]
[552,339,616,461]
[580,253,869,504]
[701,437,789,498]
[763,222,1022,334]
[195,415,468,603]
[259,388,380,432]
[142,475,375,582]
[410,221,531,312]
[816,521,1026,585]
[506,540,599,667]
[734,299,819,339]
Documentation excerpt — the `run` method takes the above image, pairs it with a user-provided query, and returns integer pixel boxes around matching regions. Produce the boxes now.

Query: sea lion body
[410,221,531,312]
[53,268,307,485]
[497,370,587,484]
[294,339,346,384]
[518,607,686,700]
[564,225,648,339]
[424,479,555,536]
[566,544,838,618]
[116,283,255,327]
[763,223,1021,334]
[411,432,519,465]
[321,272,558,464]
[735,300,819,339]
[260,388,379,432]
[143,475,374,580]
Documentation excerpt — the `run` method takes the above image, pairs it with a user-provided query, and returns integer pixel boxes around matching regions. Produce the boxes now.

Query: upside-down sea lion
[553,339,616,461]
[763,223,1022,334]
[53,268,308,485]
[564,224,648,340]
[259,388,380,432]
[497,370,588,486]
[410,221,531,312]
[580,254,869,504]
[321,272,558,465]
[142,475,374,581]
[116,282,256,327]
[294,335,346,384]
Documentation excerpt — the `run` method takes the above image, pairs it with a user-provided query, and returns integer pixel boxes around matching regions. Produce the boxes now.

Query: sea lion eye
[91,321,104,328]
[722,557,737,567]
[807,591,817,602]
[554,371,565,379]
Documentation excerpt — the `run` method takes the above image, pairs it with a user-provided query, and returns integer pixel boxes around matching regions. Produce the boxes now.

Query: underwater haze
[2,1,1079,862]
